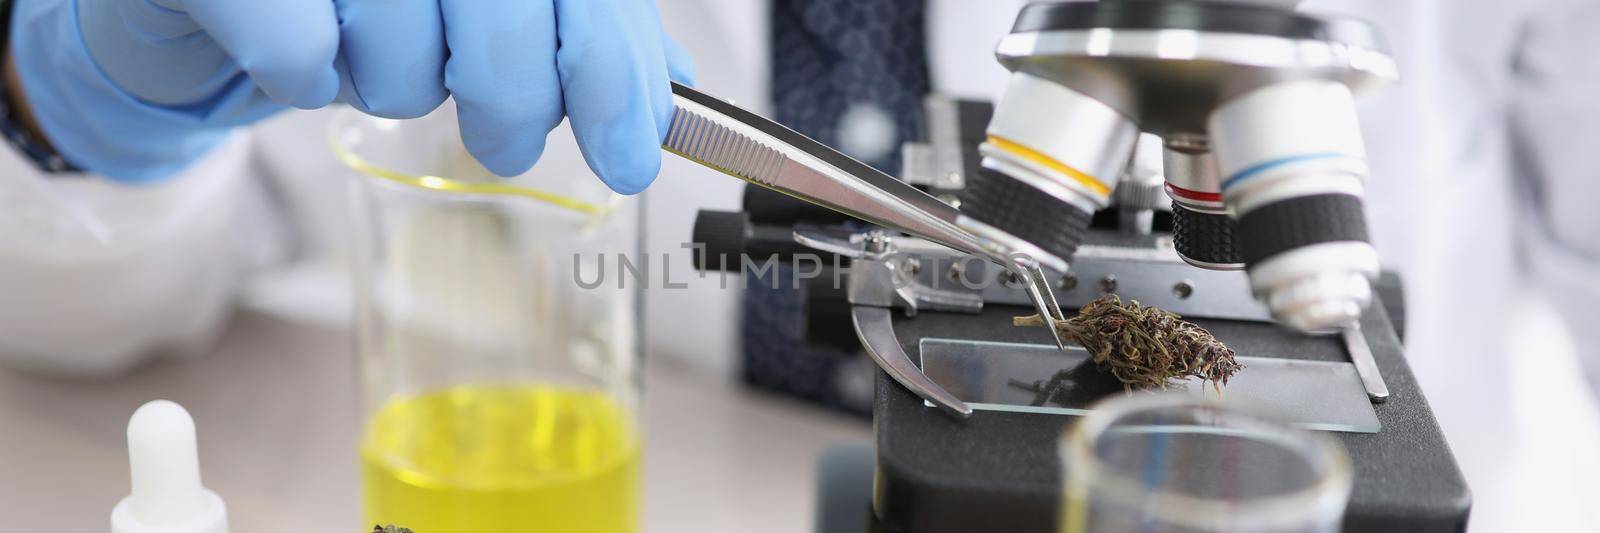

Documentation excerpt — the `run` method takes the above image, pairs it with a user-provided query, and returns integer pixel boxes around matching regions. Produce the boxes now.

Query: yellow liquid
[361,385,639,533]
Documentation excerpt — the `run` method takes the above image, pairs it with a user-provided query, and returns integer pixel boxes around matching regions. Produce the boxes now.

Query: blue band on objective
[1221,152,1353,190]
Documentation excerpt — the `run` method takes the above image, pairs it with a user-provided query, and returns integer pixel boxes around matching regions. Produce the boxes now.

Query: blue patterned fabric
[740,266,849,407]
[770,0,929,173]
[740,0,929,416]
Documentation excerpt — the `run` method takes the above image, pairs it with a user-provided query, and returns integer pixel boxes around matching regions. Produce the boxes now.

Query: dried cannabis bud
[373,525,413,533]
[1015,295,1242,391]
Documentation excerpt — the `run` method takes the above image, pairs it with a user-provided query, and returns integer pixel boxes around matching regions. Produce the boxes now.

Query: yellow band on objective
[985,134,1111,197]
[328,135,612,218]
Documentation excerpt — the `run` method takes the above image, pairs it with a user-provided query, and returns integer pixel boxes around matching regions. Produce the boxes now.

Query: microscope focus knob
[1112,175,1167,236]
[1113,180,1168,212]
[691,210,751,272]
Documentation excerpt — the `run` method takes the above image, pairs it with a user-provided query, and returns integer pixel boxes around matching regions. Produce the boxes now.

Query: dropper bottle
[110,400,229,533]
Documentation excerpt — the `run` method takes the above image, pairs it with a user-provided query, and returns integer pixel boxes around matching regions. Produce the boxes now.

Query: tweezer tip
[1043,319,1069,351]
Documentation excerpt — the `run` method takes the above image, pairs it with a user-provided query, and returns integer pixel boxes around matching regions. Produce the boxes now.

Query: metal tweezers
[663,82,1071,416]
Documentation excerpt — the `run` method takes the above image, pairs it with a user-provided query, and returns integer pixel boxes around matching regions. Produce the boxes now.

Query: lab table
[0,311,868,533]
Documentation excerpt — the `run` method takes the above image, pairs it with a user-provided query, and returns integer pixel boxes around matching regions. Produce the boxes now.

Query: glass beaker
[1059,394,1352,533]
[333,103,643,533]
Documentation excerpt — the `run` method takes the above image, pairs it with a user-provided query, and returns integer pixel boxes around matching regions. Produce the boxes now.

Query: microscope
[683,1,1470,531]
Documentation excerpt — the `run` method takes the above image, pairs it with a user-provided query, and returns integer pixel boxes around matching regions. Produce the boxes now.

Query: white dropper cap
[111,400,229,533]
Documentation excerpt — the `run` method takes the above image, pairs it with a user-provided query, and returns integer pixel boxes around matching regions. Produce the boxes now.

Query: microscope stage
[871,297,1469,533]
[917,338,1380,432]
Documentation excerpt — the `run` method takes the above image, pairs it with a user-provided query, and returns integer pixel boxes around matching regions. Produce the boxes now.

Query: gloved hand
[9,0,693,193]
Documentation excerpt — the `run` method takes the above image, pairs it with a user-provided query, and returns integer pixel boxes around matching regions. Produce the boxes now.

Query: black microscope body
[690,2,1471,532]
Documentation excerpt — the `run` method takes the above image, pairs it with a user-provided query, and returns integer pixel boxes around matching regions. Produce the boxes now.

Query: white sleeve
[0,132,276,377]
[1511,0,1600,260]
[1510,0,1600,391]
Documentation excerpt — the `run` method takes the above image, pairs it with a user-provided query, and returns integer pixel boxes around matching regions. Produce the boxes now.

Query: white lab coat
[0,0,1595,525]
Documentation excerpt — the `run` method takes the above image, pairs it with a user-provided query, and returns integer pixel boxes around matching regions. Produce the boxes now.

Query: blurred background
[3,0,1599,532]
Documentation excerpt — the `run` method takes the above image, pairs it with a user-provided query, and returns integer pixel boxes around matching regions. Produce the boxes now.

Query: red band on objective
[1165,183,1223,203]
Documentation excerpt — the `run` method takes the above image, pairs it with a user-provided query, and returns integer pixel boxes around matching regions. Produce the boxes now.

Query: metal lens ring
[1237,194,1370,267]
[1172,203,1246,270]
[960,169,1094,263]
[1209,80,1379,332]
[971,72,1138,262]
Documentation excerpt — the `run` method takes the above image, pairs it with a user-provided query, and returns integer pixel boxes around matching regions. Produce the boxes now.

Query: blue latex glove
[10,0,693,193]
[333,0,694,193]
